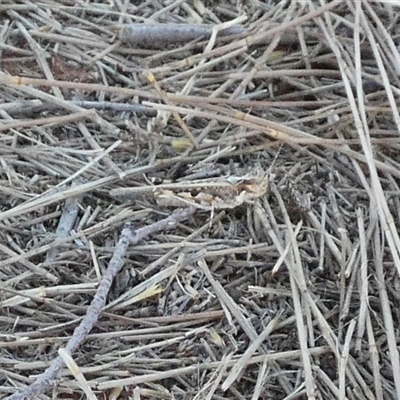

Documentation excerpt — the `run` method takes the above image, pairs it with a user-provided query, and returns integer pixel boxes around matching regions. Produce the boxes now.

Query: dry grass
[1,1,400,399]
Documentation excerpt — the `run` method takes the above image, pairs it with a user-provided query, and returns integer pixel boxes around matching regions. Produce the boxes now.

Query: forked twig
[5,207,196,400]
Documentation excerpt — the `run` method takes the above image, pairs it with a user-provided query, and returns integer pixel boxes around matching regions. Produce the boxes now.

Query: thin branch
[43,187,83,267]
[0,100,157,117]
[119,24,245,48]
[5,207,196,400]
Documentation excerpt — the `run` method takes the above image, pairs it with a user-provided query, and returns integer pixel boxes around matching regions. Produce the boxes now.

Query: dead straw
[2,1,400,399]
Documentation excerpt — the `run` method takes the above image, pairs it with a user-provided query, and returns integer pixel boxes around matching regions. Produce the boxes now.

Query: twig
[5,207,196,400]
[43,189,83,267]
[119,24,245,48]
[0,100,157,117]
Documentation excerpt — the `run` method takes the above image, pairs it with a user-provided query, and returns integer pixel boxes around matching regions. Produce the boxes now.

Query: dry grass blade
[222,315,280,391]
[58,348,98,400]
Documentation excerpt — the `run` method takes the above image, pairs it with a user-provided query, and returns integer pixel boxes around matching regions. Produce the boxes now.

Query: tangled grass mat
[1,1,400,399]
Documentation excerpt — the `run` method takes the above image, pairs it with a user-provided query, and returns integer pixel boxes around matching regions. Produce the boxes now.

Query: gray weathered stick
[119,24,245,47]
[43,191,82,267]
[5,207,196,400]
[1,100,157,117]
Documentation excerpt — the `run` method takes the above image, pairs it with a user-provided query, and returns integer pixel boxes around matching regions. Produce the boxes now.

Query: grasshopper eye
[190,188,200,197]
